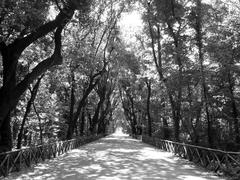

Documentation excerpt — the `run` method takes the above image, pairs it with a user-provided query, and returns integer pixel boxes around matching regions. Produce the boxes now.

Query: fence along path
[142,136,240,178]
[0,135,105,178]
[4,133,225,180]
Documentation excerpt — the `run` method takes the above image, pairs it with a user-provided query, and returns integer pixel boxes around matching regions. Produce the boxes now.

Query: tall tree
[191,0,213,146]
[0,0,91,151]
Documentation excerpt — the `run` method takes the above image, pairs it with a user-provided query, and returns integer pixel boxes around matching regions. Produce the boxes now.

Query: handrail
[161,139,240,154]
[0,134,106,177]
[142,136,240,177]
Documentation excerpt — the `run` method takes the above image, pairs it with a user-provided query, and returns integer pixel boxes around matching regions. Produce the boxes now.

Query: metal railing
[0,134,105,177]
[142,136,240,177]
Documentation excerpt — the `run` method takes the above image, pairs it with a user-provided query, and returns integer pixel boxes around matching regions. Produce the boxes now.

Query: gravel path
[4,134,227,180]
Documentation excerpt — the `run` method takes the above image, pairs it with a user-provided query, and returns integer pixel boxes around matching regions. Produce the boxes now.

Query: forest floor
[4,133,227,180]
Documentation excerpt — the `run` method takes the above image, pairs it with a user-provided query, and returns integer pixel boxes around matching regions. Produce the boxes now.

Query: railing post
[6,155,9,177]
[19,151,22,172]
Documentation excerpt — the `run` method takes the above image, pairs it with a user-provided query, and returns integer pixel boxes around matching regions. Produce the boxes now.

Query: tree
[0,0,91,152]
[188,0,213,146]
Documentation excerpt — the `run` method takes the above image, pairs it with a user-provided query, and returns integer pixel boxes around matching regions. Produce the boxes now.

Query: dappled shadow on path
[5,134,226,180]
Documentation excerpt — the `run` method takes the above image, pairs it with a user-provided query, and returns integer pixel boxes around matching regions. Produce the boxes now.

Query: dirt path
[4,134,227,180]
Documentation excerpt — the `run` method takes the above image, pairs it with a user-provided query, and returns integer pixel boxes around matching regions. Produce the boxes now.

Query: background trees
[131,0,240,149]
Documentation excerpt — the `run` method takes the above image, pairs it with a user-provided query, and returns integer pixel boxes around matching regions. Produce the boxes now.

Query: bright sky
[48,0,238,44]
[118,10,143,45]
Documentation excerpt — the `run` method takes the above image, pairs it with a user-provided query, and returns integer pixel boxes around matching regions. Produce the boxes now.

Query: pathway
[4,133,227,180]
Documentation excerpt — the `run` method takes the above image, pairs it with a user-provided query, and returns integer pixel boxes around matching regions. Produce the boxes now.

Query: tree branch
[10,7,74,55]
[13,27,64,105]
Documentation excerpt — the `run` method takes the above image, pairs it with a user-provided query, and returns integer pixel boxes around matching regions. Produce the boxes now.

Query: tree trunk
[146,80,152,136]
[90,97,105,134]
[33,102,43,145]
[66,72,76,139]
[80,107,85,136]
[162,117,169,139]
[120,88,137,136]
[97,97,111,134]
[195,0,213,146]
[173,109,180,142]
[87,111,92,135]
[128,93,138,135]
[0,113,12,153]
[17,75,43,149]
[228,71,240,143]
[0,47,17,152]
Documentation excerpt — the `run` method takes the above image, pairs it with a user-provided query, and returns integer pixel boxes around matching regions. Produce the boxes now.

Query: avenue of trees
[119,0,240,151]
[0,0,240,153]
[0,0,133,152]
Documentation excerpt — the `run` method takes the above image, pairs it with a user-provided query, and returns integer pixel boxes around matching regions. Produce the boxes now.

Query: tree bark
[67,72,76,138]
[145,80,152,136]
[0,113,12,152]
[33,102,43,145]
[80,106,86,136]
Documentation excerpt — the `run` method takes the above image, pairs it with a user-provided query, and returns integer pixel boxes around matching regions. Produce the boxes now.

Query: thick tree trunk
[0,114,12,153]
[0,50,17,152]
